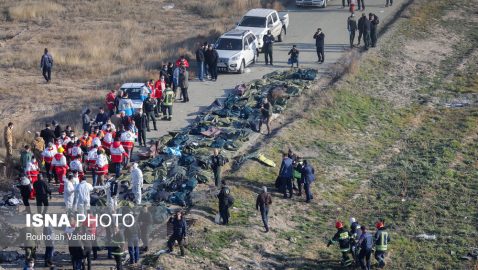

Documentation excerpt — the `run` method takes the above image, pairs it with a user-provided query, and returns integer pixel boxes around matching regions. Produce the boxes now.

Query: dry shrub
[7,1,65,21]
[186,0,261,18]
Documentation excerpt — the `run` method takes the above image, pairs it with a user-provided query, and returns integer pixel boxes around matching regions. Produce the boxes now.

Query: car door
[271,12,281,37]
[243,36,254,65]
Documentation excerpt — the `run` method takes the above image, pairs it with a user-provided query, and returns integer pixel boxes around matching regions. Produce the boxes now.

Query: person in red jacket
[120,127,135,165]
[175,56,190,69]
[106,89,116,116]
[110,138,128,178]
[41,142,57,183]
[26,157,40,199]
[153,75,166,116]
[51,148,68,194]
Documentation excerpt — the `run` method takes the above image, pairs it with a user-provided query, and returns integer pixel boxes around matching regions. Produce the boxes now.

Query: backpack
[110,181,119,196]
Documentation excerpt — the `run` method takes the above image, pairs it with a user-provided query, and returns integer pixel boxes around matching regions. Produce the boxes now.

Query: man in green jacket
[162,88,174,121]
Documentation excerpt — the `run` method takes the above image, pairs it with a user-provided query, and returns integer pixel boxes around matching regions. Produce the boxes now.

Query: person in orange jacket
[51,147,68,194]
[79,131,92,153]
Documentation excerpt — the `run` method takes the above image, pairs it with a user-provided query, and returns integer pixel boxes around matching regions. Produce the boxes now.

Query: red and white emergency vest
[59,136,71,148]
[86,148,98,169]
[52,153,67,167]
[70,159,83,172]
[92,137,101,148]
[96,154,109,175]
[42,147,57,163]
[102,131,115,149]
[120,131,135,151]
[71,146,83,159]
[26,161,40,180]
[110,142,127,163]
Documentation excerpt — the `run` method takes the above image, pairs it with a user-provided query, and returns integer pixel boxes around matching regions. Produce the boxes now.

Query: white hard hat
[350,217,356,224]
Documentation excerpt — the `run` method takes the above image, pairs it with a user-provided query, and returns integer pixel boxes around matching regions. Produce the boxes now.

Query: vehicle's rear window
[238,16,266,28]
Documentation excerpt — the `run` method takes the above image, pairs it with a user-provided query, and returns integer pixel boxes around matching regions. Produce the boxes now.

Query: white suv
[215,29,258,74]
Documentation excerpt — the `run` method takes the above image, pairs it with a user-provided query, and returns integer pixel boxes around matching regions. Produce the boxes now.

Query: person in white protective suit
[63,174,75,212]
[94,177,119,212]
[130,163,143,204]
[73,177,93,215]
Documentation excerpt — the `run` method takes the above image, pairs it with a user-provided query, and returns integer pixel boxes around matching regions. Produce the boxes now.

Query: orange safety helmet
[375,221,384,229]
[335,221,344,229]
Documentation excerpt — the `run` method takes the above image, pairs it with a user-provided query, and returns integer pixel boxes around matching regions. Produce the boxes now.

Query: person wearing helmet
[374,221,390,268]
[327,221,353,266]
[349,217,362,264]
[216,181,234,225]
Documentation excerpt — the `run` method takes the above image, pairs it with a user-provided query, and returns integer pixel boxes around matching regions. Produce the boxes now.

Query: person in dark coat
[139,205,153,252]
[301,160,315,203]
[362,15,372,49]
[40,48,53,83]
[18,176,32,213]
[143,95,157,131]
[369,13,379,47]
[179,66,189,102]
[33,174,51,214]
[167,212,187,256]
[53,121,62,139]
[195,43,205,81]
[347,14,358,48]
[40,124,55,145]
[313,28,325,63]
[279,153,294,198]
[68,227,84,270]
[166,62,174,87]
[124,218,140,264]
[259,98,272,135]
[357,0,365,10]
[357,226,373,270]
[262,30,275,65]
[110,227,125,270]
[210,148,227,187]
[82,109,92,134]
[205,45,219,81]
[357,13,366,46]
[94,107,109,128]
[133,109,148,147]
[217,183,234,225]
[256,186,272,232]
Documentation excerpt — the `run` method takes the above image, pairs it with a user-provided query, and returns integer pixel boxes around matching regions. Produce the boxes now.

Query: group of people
[347,12,380,49]
[328,218,390,269]
[195,42,220,82]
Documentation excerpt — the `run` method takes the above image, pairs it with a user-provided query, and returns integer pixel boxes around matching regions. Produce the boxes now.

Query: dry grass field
[0,0,285,162]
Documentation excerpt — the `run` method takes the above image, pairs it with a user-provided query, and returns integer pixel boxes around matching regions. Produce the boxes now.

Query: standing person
[110,138,128,178]
[143,95,158,131]
[287,45,299,68]
[172,65,180,100]
[217,183,234,225]
[33,174,51,214]
[205,44,219,81]
[357,13,366,45]
[82,109,92,134]
[18,176,32,214]
[64,174,75,213]
[179,65,190,103]
[362,14,372,50]
[202,42,210,79]
[67,227,84,270]
[118,93,134,117]
[86,145,98,186]
[358,0,365,10]
[196,43,205,81]
[20,145,33,172]
[120,127,135,164]
[110,227,125,270]
[210,149,226,188]
[167,212,187,256]
[292,159,303,196]
[385,0,392,7]
[53,121,62,139]
[153,75,165,117]
[133,109,148,147]
[348,14,358,48]
[313,28,325,63]
[40,48,53,83]
[31,132,45,162]
[259,98,272,135]
[301,160,315,203]
[51,148,68,190]
[73,178,93,215]
[357,225,373,270]
[162,87,174,121]
[26,157,40,199]
[342,0,350,8]
[262,30,275,65]
[94,177,119,213]
[40,123,55,145]
[166,62,174,87]
[279,153,294,198]
[94,107,109,128]
[130,163,143,204]
[124,217,140,264]
[327,221,353,266]
[43,226,54,267]
[256,186,272,232]
[374,221,390,268]
[3,122,14,162]
[95,148,109,186]
[105,89,117,116]
[139,205,153,252]
[369,13,379,47]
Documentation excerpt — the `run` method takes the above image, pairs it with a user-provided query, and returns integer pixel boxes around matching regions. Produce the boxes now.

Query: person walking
[18,176,32,214]
[288,45,299,68]
[313,28,325,63]
[110,138,128,178]
[124,218,140,264]
[357,225,373,270]
[362,14,372,49]
[205,44,219,81]
[167,212,187,256]
[25,157,40,199]
[357,13,366,45]
[143,95,158,131]
[385,0,392,7]
[210,148,227,187]
[33,174,51,214]
[256,186,272,232]
[20,145,33,172]
[259,98,272,135]
[279,153,294,198]
[106,89,117,116]
[327,221,353,266]
[358,0,365,10]
[133,109,148,147]
[179,65,190,103]
[262,30,275,65]
[64,174,75,213]
[40,123,55,145]
[139,205,153,252]
[51,148,68,190]
[374,221,390,268]
[195,43,205,81]
[348,14,358,48]
[43,226,55,267]
[131,163,143,204]
[40,48,53,83]
[217,183,234,225]
[301,160,315,203]
[110,227,125,270]
[369,13,379,47]
[31,132,45,162]
[73,177,93,215]
[4,122,14,162]
[162,87,174,121]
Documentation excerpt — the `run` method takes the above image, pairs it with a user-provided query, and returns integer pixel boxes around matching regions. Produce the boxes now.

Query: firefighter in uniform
[327,221,353,266]
[374,221,390,268]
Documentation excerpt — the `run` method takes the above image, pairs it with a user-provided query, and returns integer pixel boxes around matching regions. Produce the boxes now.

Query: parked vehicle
[119,83,151,110]
[296,0,328,8]
[235,8,289,53]
[215,29,258,74]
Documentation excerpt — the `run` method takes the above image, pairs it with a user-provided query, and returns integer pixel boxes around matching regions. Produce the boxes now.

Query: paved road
[146,0,404,141]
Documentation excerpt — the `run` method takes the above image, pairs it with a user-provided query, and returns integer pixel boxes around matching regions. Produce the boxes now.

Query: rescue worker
[73,177,93,215]
[94,177,119,212]
[374,221,390,268]
[110,138,128,178]
[70,156,84,180]
[101,124,115,151]
[86,145,98,185]
[349,217,362,264]
[31,132,45,163]
[95,148,109,186]
[263,30,275,65]
[327,221,353,266]
[301,160,315,203]
[79,131,92,155]
[210,148,227,187]
[33,174,51,214]
[120,127,135,164]
[162,87,174,121]
[18,176,32,214]
[25,157,40,199]
[167,212,187,256]
[279,153,294,198]
[139,205,153,252]
[357,225,373,270]
[64,174,75,213]
[153,75,165,116]
[348,13,358,48]
[51,147,68,192]
[217,182,234,225]
[313,28,325,63]
[256,186,272,232]
[143,94,158,131]
[131,163,143,204]
[259,98,272,135]
[111,227,125,270]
